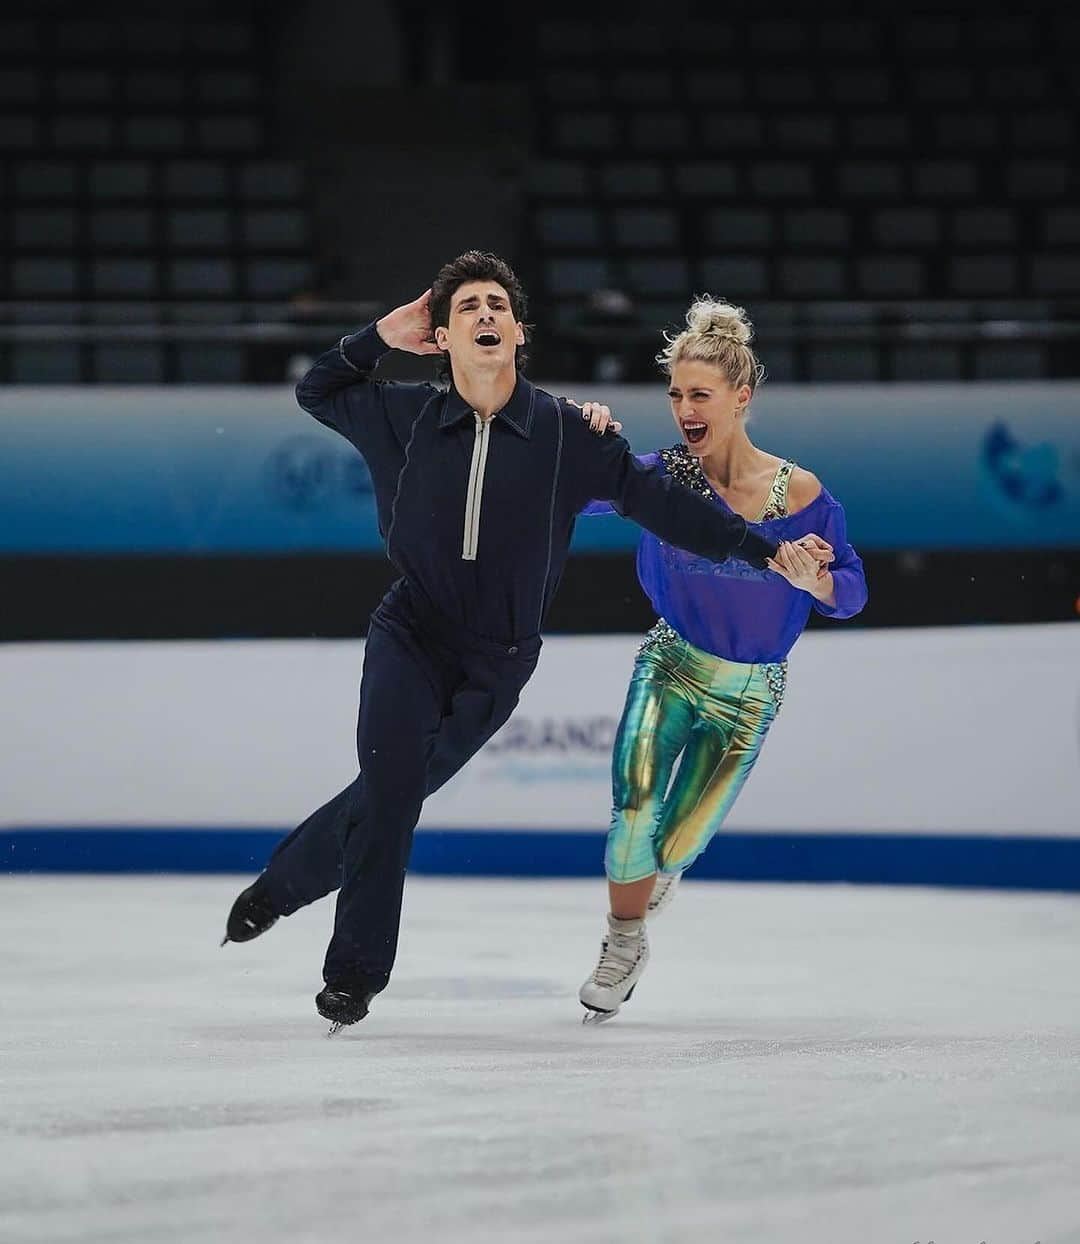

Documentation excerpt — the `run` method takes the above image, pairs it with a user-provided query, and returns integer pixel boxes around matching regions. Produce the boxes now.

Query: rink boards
[2,624,1079,887]
[2,382,1079,553]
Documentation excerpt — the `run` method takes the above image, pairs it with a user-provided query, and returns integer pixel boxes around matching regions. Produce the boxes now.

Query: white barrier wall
[3,625,1078,837]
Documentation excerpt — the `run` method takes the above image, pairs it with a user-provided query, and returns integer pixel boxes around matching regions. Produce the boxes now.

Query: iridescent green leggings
[605,622,786,884]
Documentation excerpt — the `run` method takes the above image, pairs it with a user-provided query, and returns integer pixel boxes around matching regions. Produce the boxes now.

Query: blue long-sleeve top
[583,450,868,663]
[294,326,779,644]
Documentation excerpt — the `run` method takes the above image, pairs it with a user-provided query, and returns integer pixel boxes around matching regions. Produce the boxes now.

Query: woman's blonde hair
[656,296,766,394]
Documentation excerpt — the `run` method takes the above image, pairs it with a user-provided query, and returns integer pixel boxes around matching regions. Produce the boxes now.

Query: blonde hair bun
[656,294,765,392]
[683,297,754,346]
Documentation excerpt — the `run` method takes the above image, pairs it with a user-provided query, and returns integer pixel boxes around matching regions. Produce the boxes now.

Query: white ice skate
[647,871,681,920]
[579,914,649,1024]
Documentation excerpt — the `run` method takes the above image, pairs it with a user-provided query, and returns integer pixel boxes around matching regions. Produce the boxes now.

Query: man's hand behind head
[376,291,441,356]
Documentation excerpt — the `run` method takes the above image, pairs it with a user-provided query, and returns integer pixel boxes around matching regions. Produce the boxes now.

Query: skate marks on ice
[4,877,1080,1244]
[6,1096,389,1139]
[386,974,565,1001]
[222,975,567,1039]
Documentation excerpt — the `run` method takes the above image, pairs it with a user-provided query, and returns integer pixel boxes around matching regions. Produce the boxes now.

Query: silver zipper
[462,412,492,561]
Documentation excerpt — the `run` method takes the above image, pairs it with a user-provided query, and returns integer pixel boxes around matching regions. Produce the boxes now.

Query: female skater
[578,296,868,1021]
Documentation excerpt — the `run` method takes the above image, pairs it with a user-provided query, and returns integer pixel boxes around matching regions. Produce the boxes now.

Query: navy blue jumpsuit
[261,324,777,992]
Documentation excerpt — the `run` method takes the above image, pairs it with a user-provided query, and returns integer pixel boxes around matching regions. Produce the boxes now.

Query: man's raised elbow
[294,371,321,416]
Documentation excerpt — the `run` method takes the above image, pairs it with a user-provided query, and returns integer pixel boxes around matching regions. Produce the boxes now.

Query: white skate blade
[579,979,638,1025]
[581,1006,619,1026]
[326,1022,346,1038]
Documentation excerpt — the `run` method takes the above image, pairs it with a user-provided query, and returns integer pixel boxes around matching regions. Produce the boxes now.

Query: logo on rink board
[982,420,1065,511]
[265,436,374,512]
[486,716,618,755]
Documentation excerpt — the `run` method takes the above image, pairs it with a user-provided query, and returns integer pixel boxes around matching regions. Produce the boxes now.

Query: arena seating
[3,9,1077,383]
[0,10,313,381]
[525,13,1079,380]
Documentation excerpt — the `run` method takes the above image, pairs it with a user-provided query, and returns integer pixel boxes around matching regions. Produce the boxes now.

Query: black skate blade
[219,934,229,947]
[317,988,372,1035]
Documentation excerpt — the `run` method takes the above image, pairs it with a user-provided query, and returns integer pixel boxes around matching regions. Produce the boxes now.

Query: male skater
[221,251,789,1031]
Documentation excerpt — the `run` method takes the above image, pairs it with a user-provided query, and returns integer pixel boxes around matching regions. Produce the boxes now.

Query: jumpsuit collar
[439,373,537,439]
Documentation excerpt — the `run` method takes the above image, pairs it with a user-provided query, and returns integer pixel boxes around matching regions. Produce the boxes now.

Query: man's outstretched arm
[562,411,779,569]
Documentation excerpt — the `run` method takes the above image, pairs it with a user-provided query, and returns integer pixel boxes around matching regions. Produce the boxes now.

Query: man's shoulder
[537,388,623,450]
[532,388,596,418]
[379,379,444,419]
[395,379,443,399]
[534,387,579,420]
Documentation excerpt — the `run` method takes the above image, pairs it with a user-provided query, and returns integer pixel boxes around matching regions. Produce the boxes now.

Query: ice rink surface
[3,875,1079,1244]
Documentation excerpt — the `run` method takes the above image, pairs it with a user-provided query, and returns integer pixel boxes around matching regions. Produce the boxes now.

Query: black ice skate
[220,877,279,946]
[316,980,376,1037]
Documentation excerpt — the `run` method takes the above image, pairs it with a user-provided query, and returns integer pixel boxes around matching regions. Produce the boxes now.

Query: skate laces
[591,930,644,988]
[648,873,680,913]
[649,877,672,908]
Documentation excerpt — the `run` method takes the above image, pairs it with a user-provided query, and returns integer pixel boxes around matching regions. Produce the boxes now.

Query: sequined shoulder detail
[758,460,796,522]
[658,444,713,501]
[661,445,797,522]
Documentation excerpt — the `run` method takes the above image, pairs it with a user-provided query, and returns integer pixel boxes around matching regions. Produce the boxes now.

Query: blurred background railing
[2,301,1079,384]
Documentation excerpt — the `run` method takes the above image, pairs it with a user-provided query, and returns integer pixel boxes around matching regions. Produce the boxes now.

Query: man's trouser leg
[261,781,357,916]
[322,613,537,991]
[260,633,522,919]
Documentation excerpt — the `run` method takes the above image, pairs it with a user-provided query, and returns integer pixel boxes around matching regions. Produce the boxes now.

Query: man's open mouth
[474,331,500,347]
[682,421,708,445]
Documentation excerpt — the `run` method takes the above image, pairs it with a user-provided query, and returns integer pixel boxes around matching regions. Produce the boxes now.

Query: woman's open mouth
[682,421,708,445]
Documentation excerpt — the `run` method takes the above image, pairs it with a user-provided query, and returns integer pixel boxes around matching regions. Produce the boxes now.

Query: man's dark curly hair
[429,250,530,376]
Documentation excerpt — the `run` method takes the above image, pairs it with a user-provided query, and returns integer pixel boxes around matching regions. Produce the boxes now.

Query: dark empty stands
[526,10,1078,380]
[0,9,313,381]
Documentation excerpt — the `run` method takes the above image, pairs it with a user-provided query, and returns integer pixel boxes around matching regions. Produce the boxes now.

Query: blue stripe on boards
[3,829,1080,892]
